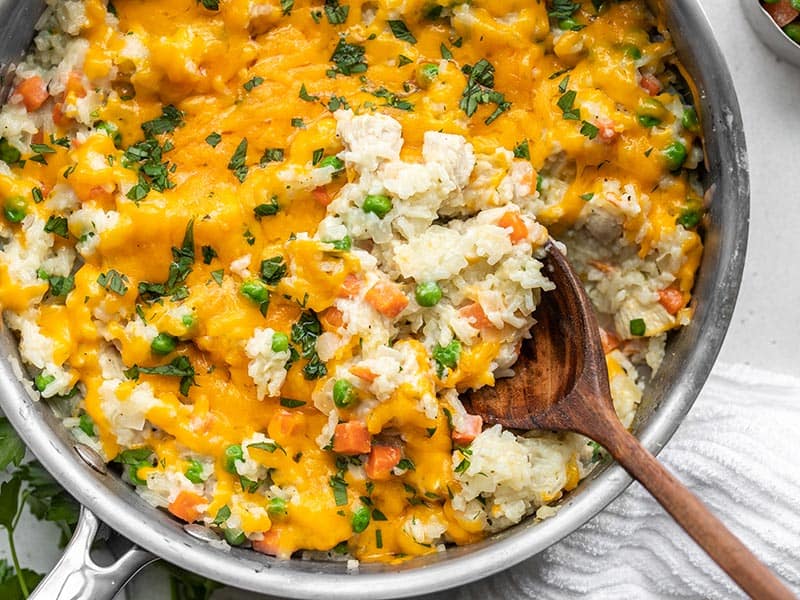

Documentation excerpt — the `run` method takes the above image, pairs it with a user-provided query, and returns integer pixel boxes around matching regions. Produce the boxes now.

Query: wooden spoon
[462,240,794,600]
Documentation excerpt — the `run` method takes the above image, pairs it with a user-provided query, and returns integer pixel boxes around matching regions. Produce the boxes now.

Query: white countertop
[4,0,799,598]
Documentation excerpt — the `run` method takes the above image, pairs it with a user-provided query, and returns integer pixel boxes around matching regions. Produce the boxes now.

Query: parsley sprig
[138,220,195,303]
[459,59,511,125]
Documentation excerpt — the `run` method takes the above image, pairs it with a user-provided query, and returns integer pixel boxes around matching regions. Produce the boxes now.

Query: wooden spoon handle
[597,421,794,600]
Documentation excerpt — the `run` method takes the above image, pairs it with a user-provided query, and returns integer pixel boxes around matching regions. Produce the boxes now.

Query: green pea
[663,141,687,171]
[351,506,370,533]
[432,340,461,371]
[240,280,269,304]
[78,413,95,437]
[34,372,55,392]
[181,314,197,329]
[268,497,287,515]
[333,379,357,408]
[318,156,344,172]
[629,318,646,337]
[681,107,699,132]
[637,115,661,128]
[95,120,122,148]
[784,24,800,44]
[151,332,178,355]
[223,444,244,474]
[184,460,205,484]
[271,331,289,352]
[362,194,393,219]
[127,461,150,486]
[558,17,581,31]
[417,63,439,88]
[415,281,443,307]
[4,196,27,223]
[677,207,702,229]
[224,528,247,546]
[622,44,642,59]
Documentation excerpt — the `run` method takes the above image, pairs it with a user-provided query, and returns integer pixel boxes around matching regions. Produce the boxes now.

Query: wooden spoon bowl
[463,240,794,600]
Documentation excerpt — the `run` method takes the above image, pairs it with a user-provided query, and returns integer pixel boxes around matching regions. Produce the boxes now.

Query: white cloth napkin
[419,363,800,599]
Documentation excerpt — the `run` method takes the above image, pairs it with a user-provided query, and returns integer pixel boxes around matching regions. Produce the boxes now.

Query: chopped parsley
[280,0,293,15]
[324,0,349,24]
[397,54,413,67]
[43,215,69,238]
[201,245,217,264]
[327,95,349,111]
[125,355,197,396]
[259,148,285,165]
[47,274,74,297]
[260,256,287,285]
[254,196,280,219]
[328,37,367,77]
[440,43,453,60]
[580,192,595,201]
[138,220,195,303]
[388,20,417,44]
[31,187,43,204]
[548,0,581,19]
[280,397,306,408]
[197,0,219,10]
[227,138,249,183]
[122,137,178,202]
[291,311,327,380]
[371,87,414,111]
[248,441,285,454]
[513,140,530,160]
[580,120,599,139]
[299,83,319,102]
[243,76,264,92]
[330,474,348,506]
[97,269,129,296]
[210,269,224,286]
[557,90,580,120]
[141,105,184,137]
[291,117,305,128]
[312,148,324,165]
[459,59,511,125]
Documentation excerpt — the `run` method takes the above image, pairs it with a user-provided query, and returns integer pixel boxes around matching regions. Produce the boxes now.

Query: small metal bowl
[742,0,800,68]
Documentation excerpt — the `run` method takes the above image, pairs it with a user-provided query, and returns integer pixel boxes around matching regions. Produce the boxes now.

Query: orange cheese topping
[0,0,704,562]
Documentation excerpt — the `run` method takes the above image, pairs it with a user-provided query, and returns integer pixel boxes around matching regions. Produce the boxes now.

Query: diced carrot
[52,103,67,126]
[639,72,662,96]
[596,117,620,144]
[168,491,206,523]
[765,0,799,26]
[312,186,333,207]
[66,71,86,98]
[365,281,408,318]
[321,307,344,330]
[269,409,306,440]
[452,414,483,446]
[350,365,377,382]
[15,76,48,112]
[599,328,620,354]
[252,529,281,556]
[332,421,371,455]
[339,273,362,298]
[658,288,684,316]
[588,259,614,273]
[365,445,402,481]
[458,302,493,330]
[497,212,528,243]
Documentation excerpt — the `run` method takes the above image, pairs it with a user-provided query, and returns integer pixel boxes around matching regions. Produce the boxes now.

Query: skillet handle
[29,506,157,600]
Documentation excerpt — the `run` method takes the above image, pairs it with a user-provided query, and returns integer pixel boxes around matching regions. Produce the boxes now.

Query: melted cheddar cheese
[0,0,704,562]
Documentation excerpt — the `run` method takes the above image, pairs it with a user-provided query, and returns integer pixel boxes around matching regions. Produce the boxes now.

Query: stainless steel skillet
[0,1,749,598]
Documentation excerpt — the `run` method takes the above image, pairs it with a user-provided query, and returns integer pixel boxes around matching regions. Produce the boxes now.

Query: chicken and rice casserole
[0,0,705,563]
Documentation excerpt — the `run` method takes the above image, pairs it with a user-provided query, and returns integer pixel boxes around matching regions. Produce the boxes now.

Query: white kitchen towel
[418,363,800,599]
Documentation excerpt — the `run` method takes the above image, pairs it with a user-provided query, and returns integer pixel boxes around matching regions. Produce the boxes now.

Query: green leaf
[0,476,22,529]
[388,20,417,44]
[0,419,25,471]
[0,567,44,600]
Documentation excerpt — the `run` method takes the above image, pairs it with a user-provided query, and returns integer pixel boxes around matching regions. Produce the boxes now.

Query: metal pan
[0,0,749,598]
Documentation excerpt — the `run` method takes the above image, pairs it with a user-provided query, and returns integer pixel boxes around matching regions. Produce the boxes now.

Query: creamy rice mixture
[0,0,704,561]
